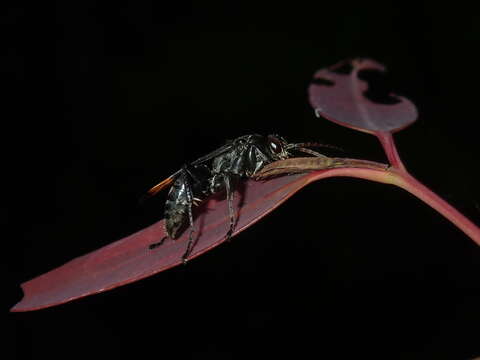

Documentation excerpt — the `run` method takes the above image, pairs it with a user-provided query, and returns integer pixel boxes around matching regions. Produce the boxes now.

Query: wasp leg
[224,175,238,241]
[148,165,198,261]
[181,168,197,264]
[149,236,167,250]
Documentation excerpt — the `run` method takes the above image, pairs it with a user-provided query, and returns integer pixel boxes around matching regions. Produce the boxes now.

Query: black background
[5,1,480,359]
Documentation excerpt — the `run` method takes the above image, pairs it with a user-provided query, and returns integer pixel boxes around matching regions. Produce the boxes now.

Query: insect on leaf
[308,58,418,134]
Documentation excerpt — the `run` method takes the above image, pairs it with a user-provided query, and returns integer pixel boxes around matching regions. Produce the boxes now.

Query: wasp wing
[145,141,235,197]
[188,141,234,166]
[146,174,178,196]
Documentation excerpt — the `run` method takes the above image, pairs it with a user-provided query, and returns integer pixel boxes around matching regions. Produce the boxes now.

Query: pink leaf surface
[308,58,418,133]
[12,174,315,312]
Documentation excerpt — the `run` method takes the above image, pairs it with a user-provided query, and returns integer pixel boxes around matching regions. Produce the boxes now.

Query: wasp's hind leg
[224,175,239,241]
[181,169,198,264]
[148,166,197,261]
[148,236,167,250]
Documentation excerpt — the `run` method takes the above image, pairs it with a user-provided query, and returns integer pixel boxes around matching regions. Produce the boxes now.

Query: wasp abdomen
[164,165,211,239]
[164,181,189,239]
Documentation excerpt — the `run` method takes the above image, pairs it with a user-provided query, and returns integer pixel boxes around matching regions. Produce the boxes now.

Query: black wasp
[146,134,329,262]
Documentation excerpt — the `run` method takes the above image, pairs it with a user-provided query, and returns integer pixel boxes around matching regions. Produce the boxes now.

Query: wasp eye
[268,137,282,154]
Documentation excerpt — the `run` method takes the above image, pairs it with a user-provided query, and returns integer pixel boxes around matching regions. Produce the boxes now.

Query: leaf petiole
[256,156,480,246]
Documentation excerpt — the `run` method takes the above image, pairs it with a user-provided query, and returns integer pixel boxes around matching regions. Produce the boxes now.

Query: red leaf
[11,174,313,312]
[308,58,418,133]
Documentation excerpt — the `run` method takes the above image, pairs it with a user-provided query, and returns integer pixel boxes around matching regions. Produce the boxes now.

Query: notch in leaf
[309,58,418,134]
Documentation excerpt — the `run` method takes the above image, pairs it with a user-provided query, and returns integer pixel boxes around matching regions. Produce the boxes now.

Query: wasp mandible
[146,134,331,262]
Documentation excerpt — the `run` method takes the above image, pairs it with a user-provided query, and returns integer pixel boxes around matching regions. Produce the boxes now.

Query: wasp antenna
[288,142,344,153]
[294,147,327,157]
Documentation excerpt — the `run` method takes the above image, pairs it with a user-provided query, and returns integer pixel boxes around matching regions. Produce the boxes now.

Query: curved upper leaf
[308,58,418,133]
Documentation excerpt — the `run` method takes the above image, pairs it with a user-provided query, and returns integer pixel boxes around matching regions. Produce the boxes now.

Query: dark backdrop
[5,1,480,359]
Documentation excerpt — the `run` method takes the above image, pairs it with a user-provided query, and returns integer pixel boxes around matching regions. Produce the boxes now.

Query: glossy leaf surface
[308,58,418,133]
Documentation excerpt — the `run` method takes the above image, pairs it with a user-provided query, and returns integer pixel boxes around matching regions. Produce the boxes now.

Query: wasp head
[266,135,291,161]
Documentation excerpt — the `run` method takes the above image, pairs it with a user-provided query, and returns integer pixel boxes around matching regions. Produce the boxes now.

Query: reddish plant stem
[376,131,406,171]
[258,158,480,247]
[374,131,480,244]
[389,169,480,246]
[312,167,480,246]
